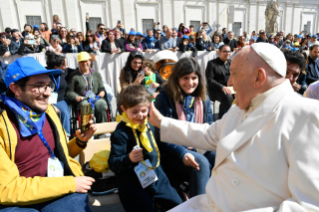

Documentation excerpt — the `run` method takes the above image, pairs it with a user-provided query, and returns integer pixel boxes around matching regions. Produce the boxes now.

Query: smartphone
[203,22,208,25]
[27,40,36,44]
[80,103,91,132]
[139,70,145,76]
[157,22,160,25]
[86,12,89,16]
[118,20,121,24]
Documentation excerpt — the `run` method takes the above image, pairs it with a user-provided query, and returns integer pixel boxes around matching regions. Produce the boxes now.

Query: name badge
[134,159,158,189]
[146,85,157,95]
[47,157,64,177]
[49,92,58,104]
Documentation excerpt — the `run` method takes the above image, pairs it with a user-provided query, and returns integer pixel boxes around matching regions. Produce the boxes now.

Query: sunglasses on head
[99,28,105,30]
[130,51,143,57]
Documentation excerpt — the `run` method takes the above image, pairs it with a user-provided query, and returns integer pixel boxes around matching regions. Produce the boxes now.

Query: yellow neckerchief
[145,73,154,86]
[116,112,160,169]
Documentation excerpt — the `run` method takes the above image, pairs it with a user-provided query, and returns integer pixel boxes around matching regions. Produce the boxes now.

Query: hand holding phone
[80,104,92,132]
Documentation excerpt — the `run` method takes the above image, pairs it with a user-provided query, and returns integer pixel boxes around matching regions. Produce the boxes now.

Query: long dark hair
[165,57,206,103]
[123,52,144,84]
[46,51,66,70]
[126,34,140,47]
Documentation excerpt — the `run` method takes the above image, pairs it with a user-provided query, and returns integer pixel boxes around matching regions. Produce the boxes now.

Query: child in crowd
[143,59,164,101]
[109,85,182,212]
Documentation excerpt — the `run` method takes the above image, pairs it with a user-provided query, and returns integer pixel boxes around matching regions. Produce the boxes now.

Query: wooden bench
[79,122,121,206]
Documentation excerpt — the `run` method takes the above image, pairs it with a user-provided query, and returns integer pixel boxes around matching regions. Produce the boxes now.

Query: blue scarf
[4,96,46,137]
[145,36,155,43]
[87,95,100,109]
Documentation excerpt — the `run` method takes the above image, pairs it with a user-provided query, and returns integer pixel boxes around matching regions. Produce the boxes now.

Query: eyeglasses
[60,30,67,33]
[99,28,105,30]
[77,34,83,37]
[26,82,56,94]
[71,31,76,33]
[222,51,232,54]
[87,35,93,37]
[0,36,5,39]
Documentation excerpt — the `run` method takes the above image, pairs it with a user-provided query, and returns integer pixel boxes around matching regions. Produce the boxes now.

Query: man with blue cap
[308,35,319,47]
[0,57,96,211]
[141,28,160,53]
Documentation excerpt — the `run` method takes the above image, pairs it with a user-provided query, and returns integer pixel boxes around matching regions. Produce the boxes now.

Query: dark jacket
[0,42,9,56]
[0,61,8,94]
[256,37,269,43]
[82,41,100,53]
[141,36,160,51]
[305,56,319,86]
[205,57,231,94]
[9,38,25,55]
[178,42,197,57]
[223,38,238,51]
[155,87,213,161]
[63,44,83,53]
[195,37,212,51]
[101,39,125,53]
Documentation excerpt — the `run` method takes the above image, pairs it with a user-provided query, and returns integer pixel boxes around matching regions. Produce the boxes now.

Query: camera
[157,22,160,25]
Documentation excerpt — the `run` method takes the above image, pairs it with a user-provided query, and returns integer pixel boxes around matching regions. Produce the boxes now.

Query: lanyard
[164,36,170,47]
[132,124,160,170]
[80,69,94,91]
[38,130,55,158]
[52,76,60,91]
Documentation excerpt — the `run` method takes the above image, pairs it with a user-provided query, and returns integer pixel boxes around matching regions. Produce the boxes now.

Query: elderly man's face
[285,61,300,85]
[147,30,153,38]
[310,46,319,60]
[166,29,172,37]
[227,33,234,40]
[172,30,177,38]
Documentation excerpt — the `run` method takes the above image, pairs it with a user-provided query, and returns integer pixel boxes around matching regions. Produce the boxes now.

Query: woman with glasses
[76,32,84,46]
[124,31,143,52]
[211,34,224,51]
[63,33,83,53]
[46,51,75,137]
[83,30,100,53]
[46,35,62,53]
[119,51,145,90]
[0,32,11,57]
[196,30,212,52]
[101,30,124,54]
[40,23,51,41]
[66,52,108,124]
[237,36,248,50]
[58,27,68,50]
[155,57,215,199]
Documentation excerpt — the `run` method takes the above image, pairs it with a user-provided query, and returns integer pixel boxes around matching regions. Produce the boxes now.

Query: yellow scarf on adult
[116,112,153,152]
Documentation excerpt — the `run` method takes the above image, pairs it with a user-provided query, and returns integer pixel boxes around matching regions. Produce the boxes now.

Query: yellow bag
[89,150,110,173]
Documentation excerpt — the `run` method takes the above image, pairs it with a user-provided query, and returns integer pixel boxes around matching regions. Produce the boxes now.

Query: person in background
[101,30,124,54]
[205,45,234,119]
[243,31,250,42]
[109,85,182,212]
[135,32,144,43]
[50,23,59,40]
[0,57,95,211]
[70,28,77,35]
[117,31,126,46]
[46,51,75,137]
[124,32,129,40]
[142,59,164,100]
[21,24,32,38]
[198,22,213,37]
[46,35,62,53]
[40,23,51,41]
[177,23,190,38]
[285,33,294,43]
[76,31,85,49]
[268,35,275,45]
[66,52,108,124]
[256,30,268,43]
[249,38,256,45]
[85,15,105,48]
[305,44,319,86]
[223,31,238,52]
[58,27,68,50]
[159,28,172,50]
[154,29,162,41]
[63,33,83,53]
[281,40,293,50]
[141,29,159,53]
[52,14,61,24]
[282,50,306,95]
[5,27,11,37]
[116,21,125,37]
[196,29,212,52]
[124,31,143,52]
[308,35,319,47]
[300,38,308,51]
[162,25,168,35]
[83,30,100,53]
[9,29,27,56]
[170,28,181,52]
[155,57,215,198]
[237,35,247,50]
[33,28,50,50]
[189,35,196,47]
[0,32,11,57]
[187,25,197,40]
[251,31,257,40]
[119,51,145,90]
[211,34,224,51]
[221,28,227,39]
[179,35,198,58]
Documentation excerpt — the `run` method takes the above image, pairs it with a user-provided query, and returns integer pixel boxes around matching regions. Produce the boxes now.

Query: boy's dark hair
[46,51,66,69]
[218,44,231,52]
[120,85,152,109]
[5,27,11,34]
[6,77,30,97]
[283,50,306,71]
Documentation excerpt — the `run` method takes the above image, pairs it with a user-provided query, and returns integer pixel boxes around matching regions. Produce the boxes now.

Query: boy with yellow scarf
[109,85,182,212]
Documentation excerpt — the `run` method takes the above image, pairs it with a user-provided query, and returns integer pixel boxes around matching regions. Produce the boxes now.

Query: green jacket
[66,69,105,102]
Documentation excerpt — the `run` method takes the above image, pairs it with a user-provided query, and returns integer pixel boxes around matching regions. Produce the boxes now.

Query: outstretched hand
[148,102,163,128]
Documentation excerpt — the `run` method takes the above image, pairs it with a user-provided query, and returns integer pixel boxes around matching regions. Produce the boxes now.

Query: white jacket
[160,80,319,212]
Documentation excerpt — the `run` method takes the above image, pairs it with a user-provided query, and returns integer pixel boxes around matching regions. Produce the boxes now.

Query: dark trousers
[0,193,91,212]
[209,90,234,119]
[118,167,182,212]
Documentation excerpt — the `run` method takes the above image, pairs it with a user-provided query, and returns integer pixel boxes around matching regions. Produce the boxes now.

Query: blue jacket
[305,56,319,86]
[9,38,25,55]
[155,88,213,161]
[141,36,160,51]
[63,44,84,53]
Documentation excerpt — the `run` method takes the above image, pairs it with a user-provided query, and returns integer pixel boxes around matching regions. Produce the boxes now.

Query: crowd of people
[1,14,319,212]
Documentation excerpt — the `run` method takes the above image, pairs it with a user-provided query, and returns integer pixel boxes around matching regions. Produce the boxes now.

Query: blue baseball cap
[136,32,143,36]
[312,35,318,38]
[128,30,136,36]
[5,57,63,87]
[161,32,165,36]
[182,35,190,40]
[33,25,39,29]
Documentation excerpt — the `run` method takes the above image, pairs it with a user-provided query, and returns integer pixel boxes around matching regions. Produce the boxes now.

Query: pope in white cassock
[149,43,319,212]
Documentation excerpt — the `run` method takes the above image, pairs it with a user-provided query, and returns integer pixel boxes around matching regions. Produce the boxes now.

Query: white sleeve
[160,117,221,151]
